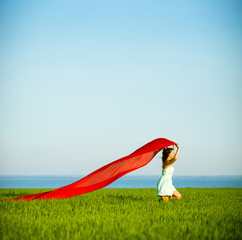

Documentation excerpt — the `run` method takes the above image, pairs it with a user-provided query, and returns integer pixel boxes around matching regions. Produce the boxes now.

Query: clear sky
[1,0,241,176]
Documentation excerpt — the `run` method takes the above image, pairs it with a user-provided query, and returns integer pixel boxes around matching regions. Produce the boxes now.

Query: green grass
[0,188,241,240]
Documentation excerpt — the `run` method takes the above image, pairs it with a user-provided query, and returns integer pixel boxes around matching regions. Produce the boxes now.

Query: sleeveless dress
[157,166,176,196]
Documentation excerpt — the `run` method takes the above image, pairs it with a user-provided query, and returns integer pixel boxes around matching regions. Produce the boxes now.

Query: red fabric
[8,138,175,201]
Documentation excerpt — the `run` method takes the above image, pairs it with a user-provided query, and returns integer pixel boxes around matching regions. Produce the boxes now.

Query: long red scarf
[6,138,175,201]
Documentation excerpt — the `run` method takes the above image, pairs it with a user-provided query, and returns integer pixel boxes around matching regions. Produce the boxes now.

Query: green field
[0,188,241,240]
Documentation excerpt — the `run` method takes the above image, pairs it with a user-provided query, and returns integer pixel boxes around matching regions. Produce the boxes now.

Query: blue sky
[1,0,241,176]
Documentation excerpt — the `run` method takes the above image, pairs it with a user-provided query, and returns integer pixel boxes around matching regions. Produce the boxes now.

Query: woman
[157,143,182,202]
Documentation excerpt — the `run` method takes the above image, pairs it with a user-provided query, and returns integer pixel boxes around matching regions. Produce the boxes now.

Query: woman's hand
[175,143,180,149]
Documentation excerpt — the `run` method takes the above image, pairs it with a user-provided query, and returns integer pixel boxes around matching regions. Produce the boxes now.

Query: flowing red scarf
[5,138,175,201]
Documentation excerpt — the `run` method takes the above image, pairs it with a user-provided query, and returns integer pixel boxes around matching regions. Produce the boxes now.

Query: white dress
[157,166,176,196]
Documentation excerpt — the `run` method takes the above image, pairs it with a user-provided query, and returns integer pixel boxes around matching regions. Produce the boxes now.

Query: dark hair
[162,147,174,163]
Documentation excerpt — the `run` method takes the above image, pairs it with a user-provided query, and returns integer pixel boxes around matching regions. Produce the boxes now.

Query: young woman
[157,143,182,202]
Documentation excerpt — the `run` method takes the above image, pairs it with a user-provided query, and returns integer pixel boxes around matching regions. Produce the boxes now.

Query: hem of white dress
[157,194,173,197]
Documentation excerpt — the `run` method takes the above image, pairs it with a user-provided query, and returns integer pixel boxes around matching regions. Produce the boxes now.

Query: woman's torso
[162,164,173,169]
[161,165,174,177]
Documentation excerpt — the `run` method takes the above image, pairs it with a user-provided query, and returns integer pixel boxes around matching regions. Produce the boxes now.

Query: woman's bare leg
[169,190,182,200]
[160,196,169,202]
[158,196,169,202]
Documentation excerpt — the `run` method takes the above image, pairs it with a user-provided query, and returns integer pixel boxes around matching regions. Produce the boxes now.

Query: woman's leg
[159,196,169,202]
[169,190,182,200]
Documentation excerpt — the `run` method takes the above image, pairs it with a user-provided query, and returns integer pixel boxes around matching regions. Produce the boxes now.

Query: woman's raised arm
[167,143,180,165]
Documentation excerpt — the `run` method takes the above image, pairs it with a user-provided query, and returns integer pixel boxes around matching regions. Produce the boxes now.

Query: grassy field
[0,188,241,240]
